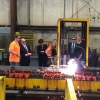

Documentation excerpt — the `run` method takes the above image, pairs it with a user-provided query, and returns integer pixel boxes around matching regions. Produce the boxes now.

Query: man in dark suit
[77,35,85,48]
[20,38,32,66]
[37,39,48,67]
[75,35,85,60]
[68,37,76,58]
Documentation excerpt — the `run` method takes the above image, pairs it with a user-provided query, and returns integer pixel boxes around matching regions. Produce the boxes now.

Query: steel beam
[17,25,57,31]
[0,25,100,31]
[15,26,100,31]
[65,78,77,100]
[6,90,64,95]
[10,0,17,41]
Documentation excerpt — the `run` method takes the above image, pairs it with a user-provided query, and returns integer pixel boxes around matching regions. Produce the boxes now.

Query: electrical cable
[71,0,92,18]
[84,0,100,15]
[67,0,93,43]
[75,44,85,60]
[44,0,93,43]
[43,31,54,41]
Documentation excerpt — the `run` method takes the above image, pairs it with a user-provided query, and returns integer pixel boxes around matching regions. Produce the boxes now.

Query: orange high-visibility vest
[45,46,52,56]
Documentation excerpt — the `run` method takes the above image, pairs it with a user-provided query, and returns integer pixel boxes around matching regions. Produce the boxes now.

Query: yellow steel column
[0,76,6,100]
[86,19,89,66]
[57,19,61,66]
[65,78,77,100]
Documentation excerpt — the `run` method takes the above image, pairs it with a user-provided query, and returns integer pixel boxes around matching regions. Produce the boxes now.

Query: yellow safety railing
[0,76,6,100]
[65,78,77,100]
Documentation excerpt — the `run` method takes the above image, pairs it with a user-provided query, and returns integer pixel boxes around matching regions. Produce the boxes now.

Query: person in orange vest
[37,39,48,67]
[45,42,57,66]
[45,42,52,57]
[9,34,21,66]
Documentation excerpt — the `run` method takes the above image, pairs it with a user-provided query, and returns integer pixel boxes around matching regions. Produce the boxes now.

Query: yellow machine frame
[6,78,100,91]
[0,76,6,100]
[57,18,89,66]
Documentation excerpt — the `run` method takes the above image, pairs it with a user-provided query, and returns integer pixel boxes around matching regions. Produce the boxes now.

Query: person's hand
[28,53,32,56]
[27,53,32,56]
[40,51,44,52]
[75,58,79,63]
[16,53,20,57]
[40,51,44,54]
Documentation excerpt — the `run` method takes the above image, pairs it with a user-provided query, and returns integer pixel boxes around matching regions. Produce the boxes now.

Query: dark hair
[38,39,43,43]
[14,34,20,38]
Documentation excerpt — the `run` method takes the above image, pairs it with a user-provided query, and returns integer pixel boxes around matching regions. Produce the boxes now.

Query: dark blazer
[75,40,85,59]
[20,44,31,66]
[37,44,48,67]
[37,44,48,59]
[68,42,76,58]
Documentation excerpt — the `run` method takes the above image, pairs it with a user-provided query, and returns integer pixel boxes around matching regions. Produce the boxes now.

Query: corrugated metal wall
[0,0,10,25]
[0,0,100,53]
[0,0,100,27]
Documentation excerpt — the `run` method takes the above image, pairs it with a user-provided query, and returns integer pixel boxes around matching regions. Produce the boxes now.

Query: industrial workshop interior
[1,0,100,100]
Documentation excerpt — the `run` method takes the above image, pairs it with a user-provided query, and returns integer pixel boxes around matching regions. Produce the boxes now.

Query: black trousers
[70,54,75,58]
[88,58,94,67]
[38,58,48,67]
[20,58,30,66]
[20,63,30,66]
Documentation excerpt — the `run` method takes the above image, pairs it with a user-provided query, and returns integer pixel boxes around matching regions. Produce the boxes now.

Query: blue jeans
[10,62,19,66]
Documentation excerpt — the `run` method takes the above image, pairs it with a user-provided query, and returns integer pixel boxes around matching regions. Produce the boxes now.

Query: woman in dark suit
[37,39,48,67]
